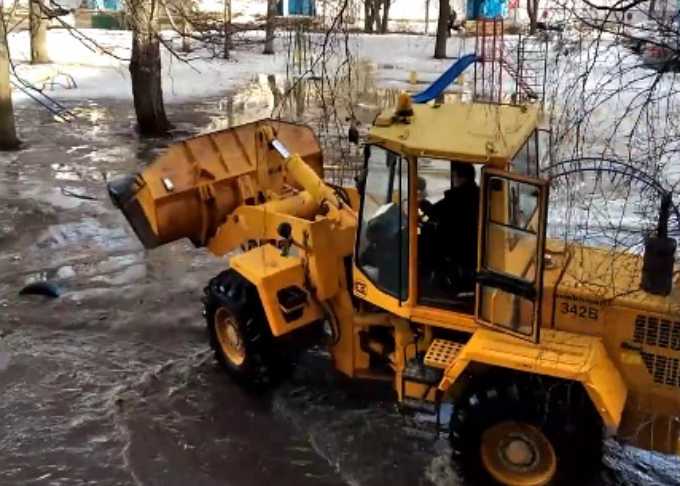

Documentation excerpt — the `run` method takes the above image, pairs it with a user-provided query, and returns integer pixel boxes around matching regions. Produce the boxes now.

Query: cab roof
[368,101,540,167]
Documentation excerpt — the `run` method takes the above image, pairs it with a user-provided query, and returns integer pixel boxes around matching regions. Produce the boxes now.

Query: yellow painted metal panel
[352,265,413,320]
[556,245,680,317]
[231,244,302,282]
[368,102,539,164]
[440,329,628,431]
[230,245,324,337]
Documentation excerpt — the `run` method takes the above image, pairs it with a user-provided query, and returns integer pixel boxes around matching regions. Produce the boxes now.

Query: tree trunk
[434,0,449,58]
[181,17,191,52]
[0,17,19,150]
[425,0,430,34]
[648,0,656,16]
[223,0,231,59]
[379,0,390,33]
[264,0,276,55]
[373,0,382,32]
[128,0,170,136]
[364,0,374,32]
[527,0,538,35]
[29,0,49,64]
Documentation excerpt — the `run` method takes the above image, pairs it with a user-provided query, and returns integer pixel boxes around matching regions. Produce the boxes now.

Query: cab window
[356,145,409,300]
[510,129,539,177]
[508,132,542,246]
[417,158,480,312]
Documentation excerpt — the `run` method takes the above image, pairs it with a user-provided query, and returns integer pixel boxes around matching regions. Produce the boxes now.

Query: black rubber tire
[449,376,528,483]
[203,269,279,389]
[536,376,604,479]
[449,372,604,485]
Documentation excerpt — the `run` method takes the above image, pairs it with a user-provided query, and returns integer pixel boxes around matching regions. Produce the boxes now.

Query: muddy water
[0,82,678,486]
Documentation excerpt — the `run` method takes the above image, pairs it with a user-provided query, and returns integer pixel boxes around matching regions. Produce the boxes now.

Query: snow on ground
[9,29,284,103]
[8,28,471,106]
[351,33,473,85]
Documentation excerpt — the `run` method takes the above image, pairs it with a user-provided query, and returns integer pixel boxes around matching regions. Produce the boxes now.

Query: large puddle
[0,65,678,485]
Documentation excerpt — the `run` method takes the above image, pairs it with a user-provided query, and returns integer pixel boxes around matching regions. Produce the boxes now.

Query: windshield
[356,145,409,300]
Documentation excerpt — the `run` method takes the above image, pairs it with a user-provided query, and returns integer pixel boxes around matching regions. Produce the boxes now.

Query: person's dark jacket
[429,181,480,286]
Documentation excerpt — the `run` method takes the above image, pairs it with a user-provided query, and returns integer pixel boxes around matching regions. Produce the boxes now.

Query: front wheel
[204,269,279,388]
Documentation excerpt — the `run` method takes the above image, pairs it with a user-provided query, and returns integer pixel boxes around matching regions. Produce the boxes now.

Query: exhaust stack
[641,194,676,296]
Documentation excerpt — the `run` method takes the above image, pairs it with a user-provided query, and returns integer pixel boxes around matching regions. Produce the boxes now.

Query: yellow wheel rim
[215,307,246,366]
[480,421,557,486]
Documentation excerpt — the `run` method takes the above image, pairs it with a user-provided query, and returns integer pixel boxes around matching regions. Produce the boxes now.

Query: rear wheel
[204,269,279,388]
[480,421,556,486]
[449,373,603,485]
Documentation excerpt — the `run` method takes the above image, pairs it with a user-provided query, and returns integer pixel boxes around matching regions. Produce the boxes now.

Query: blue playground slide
[411,54,478,104]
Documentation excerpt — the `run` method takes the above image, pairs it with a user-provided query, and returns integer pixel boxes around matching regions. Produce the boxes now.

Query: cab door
[475,167,549,343]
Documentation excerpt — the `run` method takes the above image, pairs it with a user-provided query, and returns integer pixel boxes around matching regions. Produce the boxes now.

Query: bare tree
[223,0,231,59]
[29,0,49,64]
[180,3,192,52]
[379,0,391,33]
[127,0,171,135]
[264,0,276,54]
[0,13,19,149]
[527,0,540,35]
[434,0,449,58]
[37,0,274,138]
[363,0,391,33]
[269,0,365,182]
[537,0,680,293]
[425,0,431,34]
[364,0,376,32]
[647,0,656,15]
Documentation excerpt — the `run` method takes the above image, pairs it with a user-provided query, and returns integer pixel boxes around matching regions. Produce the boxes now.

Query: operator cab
[354,99,549,343]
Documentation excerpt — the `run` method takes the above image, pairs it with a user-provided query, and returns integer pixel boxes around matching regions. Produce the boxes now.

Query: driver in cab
[419,162,479,294]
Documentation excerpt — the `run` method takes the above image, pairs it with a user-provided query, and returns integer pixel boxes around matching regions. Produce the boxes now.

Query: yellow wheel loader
[108,97,680,485]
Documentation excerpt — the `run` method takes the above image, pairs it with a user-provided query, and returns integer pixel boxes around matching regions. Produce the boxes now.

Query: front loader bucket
[107,120,324,249]
[108,173,162,248]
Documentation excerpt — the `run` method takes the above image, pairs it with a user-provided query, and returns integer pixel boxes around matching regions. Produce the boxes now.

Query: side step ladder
[400,339,464,440]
